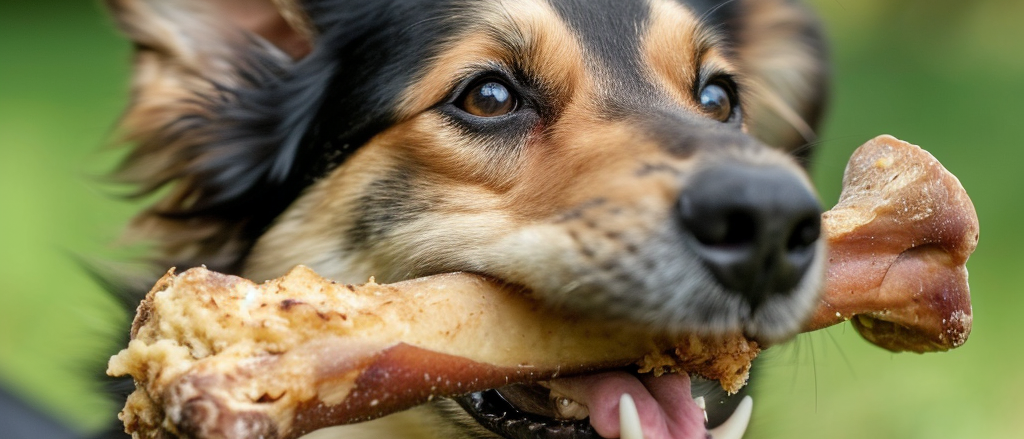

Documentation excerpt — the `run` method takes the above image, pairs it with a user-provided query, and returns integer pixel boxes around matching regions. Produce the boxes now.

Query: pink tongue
[550,372,707,439]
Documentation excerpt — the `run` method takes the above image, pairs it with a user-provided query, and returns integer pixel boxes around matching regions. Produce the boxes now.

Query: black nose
[678,164,821,306]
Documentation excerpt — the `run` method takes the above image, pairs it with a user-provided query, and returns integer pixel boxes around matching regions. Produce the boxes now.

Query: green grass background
[1,0,1022,437]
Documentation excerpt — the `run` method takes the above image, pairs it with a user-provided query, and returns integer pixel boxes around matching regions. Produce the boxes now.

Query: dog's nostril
[720,211,758,246]
[677,164,821,305]
[787,216,821,251]
[686,207,759,248]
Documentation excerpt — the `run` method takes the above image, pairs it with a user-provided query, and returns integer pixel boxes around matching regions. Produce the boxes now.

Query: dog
[101,0,829,438]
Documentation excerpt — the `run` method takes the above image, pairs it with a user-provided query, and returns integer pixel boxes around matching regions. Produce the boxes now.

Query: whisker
[786,133,877,168]
[400,15,450,35]
[809,334,818,413]
[697,0,741,26]
[823,327,858,381]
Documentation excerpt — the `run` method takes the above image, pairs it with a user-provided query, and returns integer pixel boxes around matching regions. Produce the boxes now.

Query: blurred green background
[0,0,1021,437]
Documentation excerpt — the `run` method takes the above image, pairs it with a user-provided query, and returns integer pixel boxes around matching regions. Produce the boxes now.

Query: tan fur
[641,0,712,109]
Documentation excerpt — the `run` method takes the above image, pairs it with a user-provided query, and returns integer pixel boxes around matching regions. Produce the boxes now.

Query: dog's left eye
[457,79,517,118]
[698,78,738,122]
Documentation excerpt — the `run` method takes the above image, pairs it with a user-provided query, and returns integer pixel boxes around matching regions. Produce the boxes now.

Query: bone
[801,135,979,352]
[109,267,757,439]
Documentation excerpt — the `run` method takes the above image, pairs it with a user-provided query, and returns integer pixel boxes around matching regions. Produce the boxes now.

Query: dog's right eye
[457,79,517,118]
[697,77,739,123]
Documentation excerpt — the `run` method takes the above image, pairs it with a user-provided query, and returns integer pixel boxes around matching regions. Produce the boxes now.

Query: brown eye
[459,80,516,117]
[698,80,736,122]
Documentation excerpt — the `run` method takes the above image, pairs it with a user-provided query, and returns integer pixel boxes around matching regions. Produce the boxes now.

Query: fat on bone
[802,135,979,352]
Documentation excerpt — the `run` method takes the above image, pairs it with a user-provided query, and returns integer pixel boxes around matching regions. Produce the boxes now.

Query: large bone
[109,268,756,439]
[802,135,979,352]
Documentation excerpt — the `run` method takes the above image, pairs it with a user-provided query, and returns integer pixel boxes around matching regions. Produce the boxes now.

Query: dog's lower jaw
[296,401,556,439]
[296,376,752,439]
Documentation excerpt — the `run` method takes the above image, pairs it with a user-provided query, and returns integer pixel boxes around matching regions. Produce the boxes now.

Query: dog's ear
[106,0,325,273]
[724,0,829,158]
[106,0,314,79]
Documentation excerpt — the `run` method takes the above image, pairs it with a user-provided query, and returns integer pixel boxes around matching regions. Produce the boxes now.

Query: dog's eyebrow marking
[396,0,586,118]
[640,0,736,110]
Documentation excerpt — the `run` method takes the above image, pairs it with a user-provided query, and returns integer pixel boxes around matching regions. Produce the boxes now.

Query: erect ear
[729,0,830,158]
[105,0,322,273]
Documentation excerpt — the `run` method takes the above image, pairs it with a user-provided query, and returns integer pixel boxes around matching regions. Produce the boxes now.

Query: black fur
[346,170,426,249]
[550,0,652,90]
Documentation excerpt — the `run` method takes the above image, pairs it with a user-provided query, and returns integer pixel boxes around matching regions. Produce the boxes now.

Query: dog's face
[246,0,826,343]
[109,0,828,437]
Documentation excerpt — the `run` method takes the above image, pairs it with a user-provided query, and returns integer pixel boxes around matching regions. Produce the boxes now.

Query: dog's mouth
[454,370,751,439]
[404,270,759,439]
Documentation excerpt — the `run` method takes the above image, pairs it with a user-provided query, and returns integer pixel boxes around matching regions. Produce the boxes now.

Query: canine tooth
[619,394,644,439]
[694,396,708,423]
[707,396,752,439]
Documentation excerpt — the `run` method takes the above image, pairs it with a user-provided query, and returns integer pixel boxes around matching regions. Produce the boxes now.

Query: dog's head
[109,0,828,436]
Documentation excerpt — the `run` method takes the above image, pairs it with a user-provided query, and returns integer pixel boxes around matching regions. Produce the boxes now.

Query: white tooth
[619,393,645,439]
[694,396,708,423]
[549,387,590,421]
[553,395,589,420]
[707,396,753,439]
